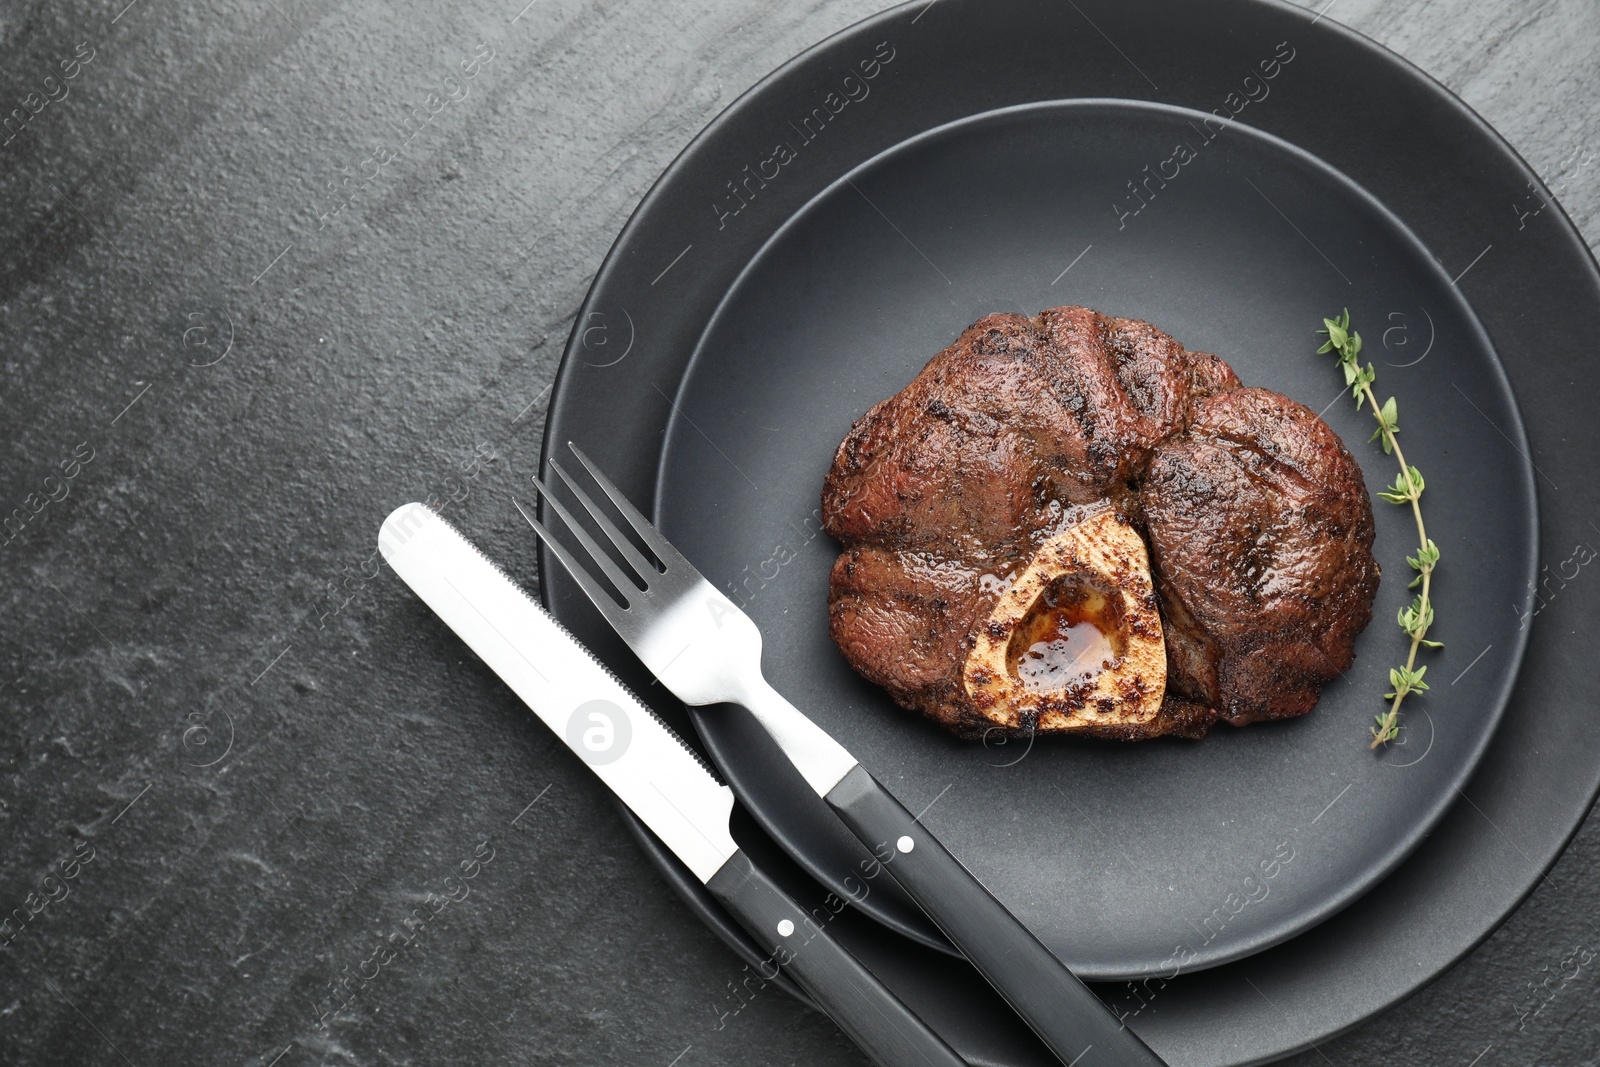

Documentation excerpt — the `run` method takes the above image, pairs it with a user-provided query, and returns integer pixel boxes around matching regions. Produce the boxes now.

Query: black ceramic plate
[541,0,1600,1062]
[654,95,1536,980]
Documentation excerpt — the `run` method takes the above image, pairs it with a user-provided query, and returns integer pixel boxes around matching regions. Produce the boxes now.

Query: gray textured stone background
[0,0,1596,1064]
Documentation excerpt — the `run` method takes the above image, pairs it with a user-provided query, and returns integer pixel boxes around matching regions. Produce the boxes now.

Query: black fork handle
[825,767,1167,1067]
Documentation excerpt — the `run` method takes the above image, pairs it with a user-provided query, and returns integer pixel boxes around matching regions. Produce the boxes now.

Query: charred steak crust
[1141,388,1379,725]
[822,307,1377,741]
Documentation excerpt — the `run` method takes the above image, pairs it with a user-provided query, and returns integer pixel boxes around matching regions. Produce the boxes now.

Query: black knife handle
[706,850,967,1067]
[825,766,1166,1067]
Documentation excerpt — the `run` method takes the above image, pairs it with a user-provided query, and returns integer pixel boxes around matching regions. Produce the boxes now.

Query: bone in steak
[821,306,1377,740]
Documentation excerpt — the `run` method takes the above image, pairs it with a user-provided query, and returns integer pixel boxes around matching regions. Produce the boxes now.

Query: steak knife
[377,503,966,1067]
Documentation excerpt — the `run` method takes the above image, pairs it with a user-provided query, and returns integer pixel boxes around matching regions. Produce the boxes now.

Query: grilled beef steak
[821,306,1377,740]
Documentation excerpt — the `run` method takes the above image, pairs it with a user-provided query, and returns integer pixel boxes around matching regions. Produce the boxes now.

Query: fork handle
[825,766,1166,1067]
[706,849,967,1067]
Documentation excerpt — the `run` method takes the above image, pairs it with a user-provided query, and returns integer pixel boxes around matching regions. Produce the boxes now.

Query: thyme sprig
[1316,310,1442,748]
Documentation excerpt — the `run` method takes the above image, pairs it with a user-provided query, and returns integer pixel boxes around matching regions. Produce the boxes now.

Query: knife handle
[825,766,1166,1067]
[706,850,967,1067]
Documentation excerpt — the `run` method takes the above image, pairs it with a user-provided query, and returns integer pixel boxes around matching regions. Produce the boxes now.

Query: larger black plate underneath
[542,0,1600,1061]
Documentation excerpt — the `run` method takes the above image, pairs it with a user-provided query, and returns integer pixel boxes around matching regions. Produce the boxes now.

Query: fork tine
[565,442,696,573]
[548,455,659,580]
[511,498,632,626]
[526,474,643,601]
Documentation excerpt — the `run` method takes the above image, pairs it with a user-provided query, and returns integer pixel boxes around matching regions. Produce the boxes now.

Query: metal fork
[518,442,1166,1067]
[514,446,856,797]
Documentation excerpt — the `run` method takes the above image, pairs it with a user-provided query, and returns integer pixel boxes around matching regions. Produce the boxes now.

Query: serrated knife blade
[377,502,737,882]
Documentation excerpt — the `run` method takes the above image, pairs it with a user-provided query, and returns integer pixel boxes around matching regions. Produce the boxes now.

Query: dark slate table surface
[2,1,1596,1064]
